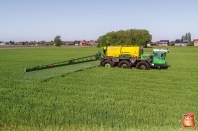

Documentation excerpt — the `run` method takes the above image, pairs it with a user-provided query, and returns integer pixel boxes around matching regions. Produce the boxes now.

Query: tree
[97,29,152,47]
[54,35,62,46]
[170,41,175,46]
[186,32,191,43]
[40,40,45,45]
[181,32,191,45]
[9,41,15,45]
[181,35,186,41]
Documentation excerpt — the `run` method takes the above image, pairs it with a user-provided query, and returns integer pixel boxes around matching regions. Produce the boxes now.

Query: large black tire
[118,60,131,69]
[102,60,114,68]
[136,61,150,70]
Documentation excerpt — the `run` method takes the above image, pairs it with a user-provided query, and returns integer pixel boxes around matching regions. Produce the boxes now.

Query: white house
[159,40,169,46]
[175,39,182,46]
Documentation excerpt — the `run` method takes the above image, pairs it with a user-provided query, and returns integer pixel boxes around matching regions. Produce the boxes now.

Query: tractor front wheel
[136,61,150,70]
[118,60,131,69]
[102,60,114,68]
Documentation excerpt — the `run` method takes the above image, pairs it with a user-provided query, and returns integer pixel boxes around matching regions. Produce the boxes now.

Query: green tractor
[139,49,169,69]
[99,46,170,70]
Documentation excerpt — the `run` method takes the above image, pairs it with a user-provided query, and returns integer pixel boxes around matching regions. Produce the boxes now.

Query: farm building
[146,41,159,46]
[181,39,189,46]
[175,39,188,46]
[169,41,175,46]
[152,41,159,46]
[65,41,75,46]
[146,41,152,47]
[159,40,169,46]
[175,39,182,46]
[0,41,6,45]
[87,40,97,46]
[79,40,87,46]
[45,41,53,45]
[78,40,97,46]
[194,40,198,46]
[74,41,80,46]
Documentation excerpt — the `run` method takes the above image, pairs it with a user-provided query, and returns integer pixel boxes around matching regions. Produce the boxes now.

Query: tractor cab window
[160,53,165,60]
[153,52,165,60]
[154,52,160,58]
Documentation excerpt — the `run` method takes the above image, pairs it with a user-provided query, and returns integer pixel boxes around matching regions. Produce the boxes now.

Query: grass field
[0,46,198,131]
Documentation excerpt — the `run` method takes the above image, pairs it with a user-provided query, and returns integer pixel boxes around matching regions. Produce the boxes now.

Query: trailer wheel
[102,60,114,68]
[118,60,131,69]
[136,61,150,70]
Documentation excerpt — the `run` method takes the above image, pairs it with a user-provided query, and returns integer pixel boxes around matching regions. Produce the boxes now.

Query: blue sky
[0,0,198,42]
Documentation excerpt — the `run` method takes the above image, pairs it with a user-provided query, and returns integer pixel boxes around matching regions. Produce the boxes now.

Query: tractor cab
[152,49,169,68]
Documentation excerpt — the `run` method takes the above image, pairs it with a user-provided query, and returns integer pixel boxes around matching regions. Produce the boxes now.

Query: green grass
[0,46,198,131]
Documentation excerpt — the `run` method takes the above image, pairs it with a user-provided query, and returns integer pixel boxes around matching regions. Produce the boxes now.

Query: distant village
[1,39,198,47]
[147,32,198,47]
[0,40,98,46]
[147,39,198,47]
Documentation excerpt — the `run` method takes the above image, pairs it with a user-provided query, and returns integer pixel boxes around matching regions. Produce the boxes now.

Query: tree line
[97,29,152,47]
[3,29,152,47]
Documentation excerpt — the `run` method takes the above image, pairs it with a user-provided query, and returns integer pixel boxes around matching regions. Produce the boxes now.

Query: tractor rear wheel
[118,60,131,69]
[136,61,150,70]
[102,60,114,68]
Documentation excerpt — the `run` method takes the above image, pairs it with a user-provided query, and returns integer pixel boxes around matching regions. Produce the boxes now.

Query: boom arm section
[24,53,101,73]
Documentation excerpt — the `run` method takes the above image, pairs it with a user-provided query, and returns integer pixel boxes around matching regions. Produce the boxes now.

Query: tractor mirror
[167,48,169,53]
